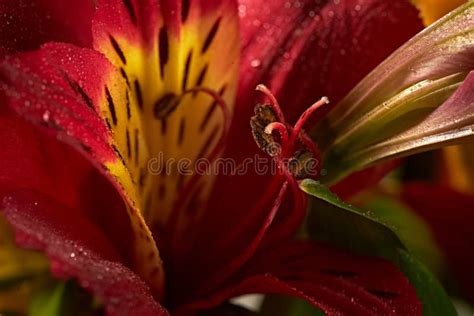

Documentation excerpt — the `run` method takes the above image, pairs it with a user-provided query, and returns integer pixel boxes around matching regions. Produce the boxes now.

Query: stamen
[256,84,286,123]
[252,84,326,181]
[264,122,289,153]
[198,179,289,293]
[263,175,307,247]
[292,96,329,139]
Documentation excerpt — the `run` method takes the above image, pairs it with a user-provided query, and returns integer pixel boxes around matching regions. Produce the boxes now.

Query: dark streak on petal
[125,89,131,120]
[181,0,191,23]
[80,143,93,154]
[126,129,132,159]
[123,0,137,24]
[64,75,95,110]
[178,117,186,146]
[199,102,217,133]
[105,118,113,131]
[139,168,146,188]
[199,85,227,132]
[112,144,127,166]
[134,128,140,166]
[134,79,144,110]
[120,68,130,87]
[182,49,193,91]
[201,18,221,54]
[109,35,127,65]
[159,27,169,79]
[154,93,179,119]
[197,124,219,159]
[199,102,217,132]
[105,87,118,126]
[159,184,166,199]
[195,64,208,87]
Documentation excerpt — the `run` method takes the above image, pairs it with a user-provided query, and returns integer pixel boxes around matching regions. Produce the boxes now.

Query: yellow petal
[441,144,474,193]
[412,0,467,26]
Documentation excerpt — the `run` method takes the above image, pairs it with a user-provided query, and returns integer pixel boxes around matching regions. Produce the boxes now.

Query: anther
[256,84,286,123]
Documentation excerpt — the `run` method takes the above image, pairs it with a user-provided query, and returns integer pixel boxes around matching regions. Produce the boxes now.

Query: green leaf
[362,196,445,276]
[300,179,456,316]
[313,2,474,184]
[29,282,67,316]
[398,249,457,316]
[29,281,101,316]
[300,179,404,262]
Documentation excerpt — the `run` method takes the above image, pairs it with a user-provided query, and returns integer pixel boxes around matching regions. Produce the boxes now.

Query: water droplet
[238,4,247,17]
[252,19,261,27]
[42,111,50,122]
[250,59,261,68]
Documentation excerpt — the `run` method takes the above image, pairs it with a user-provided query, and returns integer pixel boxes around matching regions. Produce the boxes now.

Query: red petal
[200,2,424,279]
[0,107,164,305]
[0,43,165,297]
[225,0,423,181]
[179,241,421,316]
[182,1,423,300]
[93,0,160,50]
[1,190,167,315]
[0,105,139,261]
[235,0,422,127]
[402,183,474,303]
[165,172,291,305]
[0,0,94,56]
[0,43,117,162]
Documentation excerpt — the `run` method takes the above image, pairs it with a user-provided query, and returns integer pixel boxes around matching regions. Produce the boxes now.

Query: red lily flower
[1,0,473,315]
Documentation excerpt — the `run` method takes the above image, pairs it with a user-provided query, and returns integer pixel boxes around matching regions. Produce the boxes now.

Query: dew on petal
[250,59,262,68]
[42,111,50,122]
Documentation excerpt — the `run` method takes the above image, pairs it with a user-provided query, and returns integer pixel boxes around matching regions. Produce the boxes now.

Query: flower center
[92,10,240,236]
[250,84,329,181]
